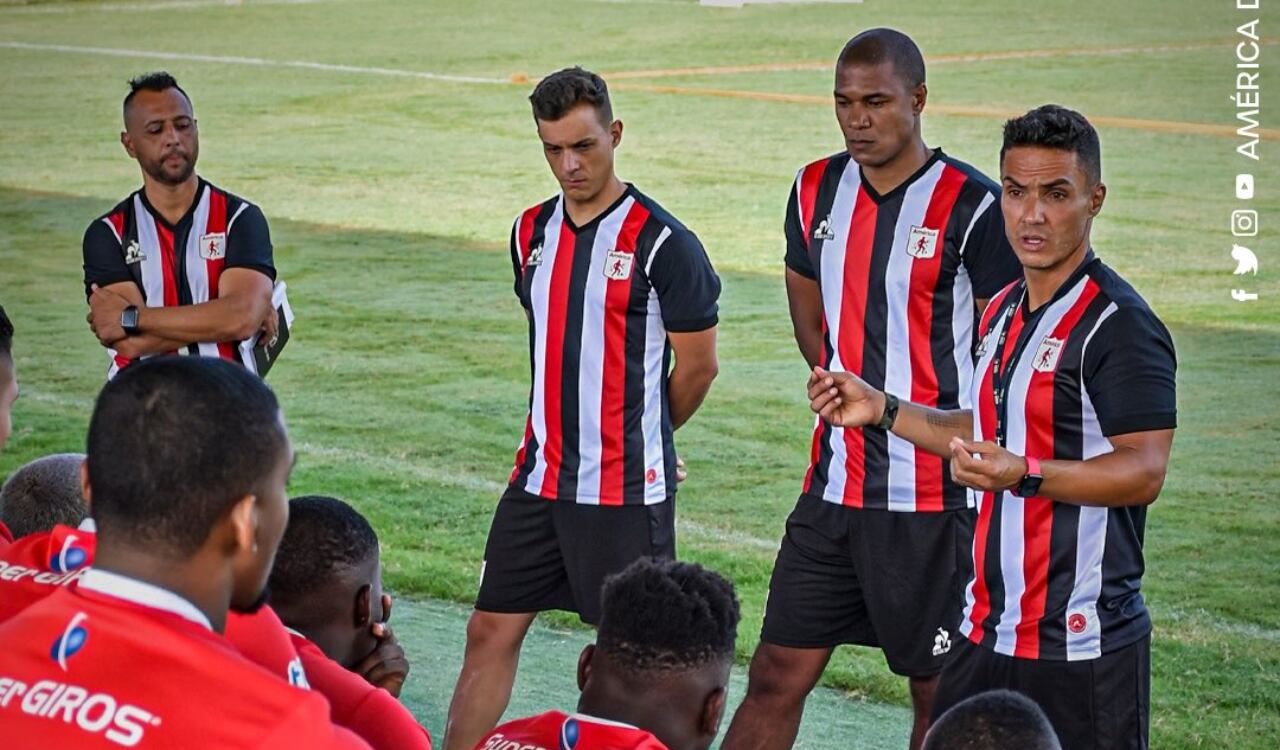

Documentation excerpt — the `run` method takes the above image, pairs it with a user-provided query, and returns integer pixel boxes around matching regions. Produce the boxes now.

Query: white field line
[0,41,512,85]
[0,0,322,14]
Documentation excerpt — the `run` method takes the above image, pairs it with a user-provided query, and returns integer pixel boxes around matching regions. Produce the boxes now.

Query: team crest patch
[199,232,226,260]
[1032,336,1065,373]
[604,250,634,280]
[812,215,835,241]
[906,225,939,259]
[527,242,544,266]
[123,239,145,264]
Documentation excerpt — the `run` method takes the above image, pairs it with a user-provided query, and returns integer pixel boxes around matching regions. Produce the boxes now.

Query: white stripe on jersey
[816,159,861,502]
[1063,301,1119,660]
[952,192,992,413]
[100,215,122,244]
[576,197,635,504]
[882,162,945,511]
[991,276,1090,656]
[641,287,668,504]
[644,226,672,277]
[183,188,221,360]
[133,194,168,313]
[524,200,566,496]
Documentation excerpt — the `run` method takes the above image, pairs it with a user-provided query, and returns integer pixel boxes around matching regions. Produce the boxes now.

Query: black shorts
[760,493,974,677]
[474,485,676,625]
[932,634,1150,750]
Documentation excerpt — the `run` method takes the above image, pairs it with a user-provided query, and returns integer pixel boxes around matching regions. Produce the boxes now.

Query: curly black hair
[529,66,612,126]
[924,690,1061,750]
[596,557,740,675]
[268,495,379,607]
[123,71,192,116]
[0,454,87,540]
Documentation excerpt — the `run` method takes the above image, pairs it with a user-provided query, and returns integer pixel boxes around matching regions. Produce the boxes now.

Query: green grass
[1,0,1277,747]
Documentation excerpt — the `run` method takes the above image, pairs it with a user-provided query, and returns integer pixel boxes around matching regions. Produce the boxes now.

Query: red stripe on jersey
[599,201,651,505]
[107,210,126,240]
[510,414,534,484]
[836,185,877,506]
[536,221,578,498]
[798,159,829,240]
[156,222,180,308]
[203,189,237,361]
[517,204,541,268]
[909,165,968,511]
[967,302,1026,643]
[1013,279,1102,659]
[980,281,1020,336]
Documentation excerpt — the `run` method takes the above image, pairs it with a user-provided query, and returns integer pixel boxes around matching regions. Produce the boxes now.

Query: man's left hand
[87,283,131,346]
[355,594,410,697]
[948,437,1028,494]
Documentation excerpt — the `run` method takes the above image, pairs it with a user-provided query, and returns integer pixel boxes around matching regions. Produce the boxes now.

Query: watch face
[1017,476,1043,498]
[122,307,139,331]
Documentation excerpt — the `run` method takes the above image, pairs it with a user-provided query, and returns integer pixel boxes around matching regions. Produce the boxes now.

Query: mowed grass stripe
[604,37,1280,79]
[2,40,1272,140]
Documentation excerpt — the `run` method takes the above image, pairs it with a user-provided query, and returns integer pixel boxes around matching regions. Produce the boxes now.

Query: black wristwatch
[876,392,900,431]
[1011,456,1043,498]
[120,305,141,336]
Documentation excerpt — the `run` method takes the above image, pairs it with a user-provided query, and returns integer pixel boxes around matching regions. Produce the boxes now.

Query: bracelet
[876,392,899,431]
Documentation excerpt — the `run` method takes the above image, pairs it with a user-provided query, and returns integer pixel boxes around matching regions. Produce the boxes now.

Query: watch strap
[875,392,899,431]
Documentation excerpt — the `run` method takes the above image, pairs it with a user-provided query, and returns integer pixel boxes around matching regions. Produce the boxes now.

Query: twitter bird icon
[1232,245,1259,275]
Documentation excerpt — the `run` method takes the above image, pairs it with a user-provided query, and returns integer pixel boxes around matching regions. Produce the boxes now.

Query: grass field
[1,0,1277,747]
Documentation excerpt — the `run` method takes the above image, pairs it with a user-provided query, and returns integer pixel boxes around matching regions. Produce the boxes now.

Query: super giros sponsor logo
[0,676,160,747]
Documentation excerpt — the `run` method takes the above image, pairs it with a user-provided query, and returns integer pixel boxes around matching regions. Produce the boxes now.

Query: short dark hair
[924,690,1062,750]
[0,454,87,540]
[1001,105,1102,185]
[0,305,13,359]
[837,28,926,89]
[529,66,613,125]
[123,71,192,117]
[86,357,286,557]
[268,495,379,608]
[597,558,740,675]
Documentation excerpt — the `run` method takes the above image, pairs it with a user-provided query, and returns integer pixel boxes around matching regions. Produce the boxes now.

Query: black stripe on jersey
[659,344,676,490]
[858,191,901,502]
[554,224,597,501]
[805,155,849,286]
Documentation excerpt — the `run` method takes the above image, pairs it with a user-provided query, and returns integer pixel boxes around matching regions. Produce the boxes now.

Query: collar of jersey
[137,177,208,231]
[1023,249,1100,316]
[560,182,636,234]
[78,568,213,631]
[856,147,944,205]
[570,711,641,730]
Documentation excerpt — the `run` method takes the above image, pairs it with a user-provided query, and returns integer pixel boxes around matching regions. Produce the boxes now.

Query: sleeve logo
[123,240,146,265]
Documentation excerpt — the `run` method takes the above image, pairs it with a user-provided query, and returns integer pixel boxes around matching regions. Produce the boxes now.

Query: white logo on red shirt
[1032,336,1065,373]
[199,232,226,261]
[906,225,939,259]
[0,676,160,746]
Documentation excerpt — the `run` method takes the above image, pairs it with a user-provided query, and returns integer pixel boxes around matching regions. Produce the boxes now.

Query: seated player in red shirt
[0,452,310,689]
[0,357,368,748]
[476,557,740,750]
[268,494,431,750]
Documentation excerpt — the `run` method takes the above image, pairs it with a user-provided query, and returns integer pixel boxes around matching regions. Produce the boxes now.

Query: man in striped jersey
[723,29,1021,750]
[83,72,277,380]
[444,67,721,750]
[807,105,1176,749]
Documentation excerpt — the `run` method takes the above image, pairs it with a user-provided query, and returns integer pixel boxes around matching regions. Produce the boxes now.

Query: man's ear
[1089,181,1107,217]
[120,131,137,159]
[225,494,258,556]
[354,583,372,628]
[610,119,623,149]
[699,685,728,737]
[577,643,596,692]
[79,459,93,510]
[912,82,929,116]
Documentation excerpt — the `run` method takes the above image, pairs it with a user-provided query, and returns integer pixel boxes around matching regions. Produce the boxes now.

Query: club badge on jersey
[199,232,226,260]
[604,250,634,281]
[1032,336,1065,373]
[906,225,940,259]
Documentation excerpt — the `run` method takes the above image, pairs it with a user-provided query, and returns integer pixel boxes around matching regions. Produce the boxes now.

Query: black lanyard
[988,284,1029,448]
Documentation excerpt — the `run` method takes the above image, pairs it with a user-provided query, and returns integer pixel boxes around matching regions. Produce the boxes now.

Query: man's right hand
[807,366,886,428]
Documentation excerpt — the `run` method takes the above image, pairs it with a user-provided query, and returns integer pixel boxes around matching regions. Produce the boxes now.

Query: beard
[143,150,196,186]
[231,584,270,614]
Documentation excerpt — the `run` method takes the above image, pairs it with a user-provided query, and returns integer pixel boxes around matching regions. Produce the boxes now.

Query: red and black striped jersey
[475,710,668,750]
[960,254,1177,661]
[787,150,1022,512]
[82,178,276,380]
[508,185,720,506]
